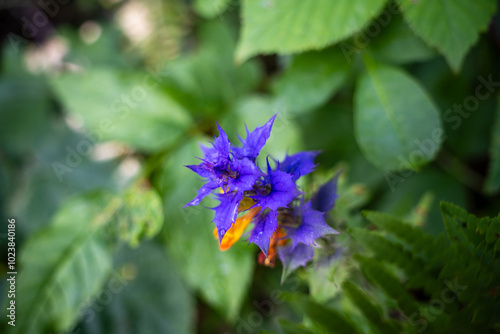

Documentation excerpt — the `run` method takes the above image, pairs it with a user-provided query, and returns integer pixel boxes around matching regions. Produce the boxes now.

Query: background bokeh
[1,0,500,333]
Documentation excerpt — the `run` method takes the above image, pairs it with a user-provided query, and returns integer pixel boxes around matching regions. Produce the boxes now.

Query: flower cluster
[185,115,339,271]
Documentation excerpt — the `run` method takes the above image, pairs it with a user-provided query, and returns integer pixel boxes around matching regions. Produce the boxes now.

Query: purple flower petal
[227,158,262,193]
[252,158,302,211]
[248,210,278,256]
[232,115,277,161]
[285,201,339,249]
[278,243,314,272]
[311,172,340,213]
[186,164,212,179]
[184,182,218,207]
[213,124,231,165]
[279,151,320,181]
[212,191,242,243]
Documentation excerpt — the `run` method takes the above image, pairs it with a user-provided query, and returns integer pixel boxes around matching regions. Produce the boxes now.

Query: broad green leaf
[50,68,192,152]
[369,16,436,65]
[13,185,165,334]
[6,120,122,235]
[76,242,195,334]
[272,48,349,115]
[484,95,500,194]
[397,0,497,71]
[158,139,254,321]
[236,0,389,62]
[354,59,442,171]
[194,0,231,18]
[14,192,120,334]
[116,183,164,247]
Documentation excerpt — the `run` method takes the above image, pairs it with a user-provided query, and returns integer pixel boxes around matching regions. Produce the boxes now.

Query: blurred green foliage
[0,0,499,333]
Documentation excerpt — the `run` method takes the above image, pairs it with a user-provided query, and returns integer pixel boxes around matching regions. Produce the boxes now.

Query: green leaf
[355,255,420,317]
[307,256,349,303]
[76,241,195,334]
[397,0,497,71]
[164,21,261,116]
[272,48,349,115]
[369,15,436,65]
[14,192,120,334]
[50,68,192,152]
[158,139,254,321]
[354,59,442,171]
[236,0,389,62]
[194,0,231,18]
[343,281,400,334]
[304,298,363,334]
[0,75,50,156]
[362,211,434,254]
[484,95,500,194]
[117,183,164,247]
[278,318,315,334]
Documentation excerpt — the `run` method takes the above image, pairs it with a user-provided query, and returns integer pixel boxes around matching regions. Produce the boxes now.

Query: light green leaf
[236,0,389,62]
[354,59,442,171]
[484,95,500,194]
[397,0,497,71]
[158,139,254,321]
[14,192,120,334]
[272,48,349,114]
[50,68,192,152]
[117,183,164,247]
[194,0,231,18]
[76,242,195,334]
[307,257,349,303]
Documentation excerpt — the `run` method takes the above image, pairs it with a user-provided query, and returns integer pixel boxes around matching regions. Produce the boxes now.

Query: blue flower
[282,199,339,250]
[262,174,341,270]
[278,151,320,181]
[250,158,302,212]
[310,173,340,213]
[232,115,277,161]
[184,115,341,274]
[212,191,242,243]
[185,124,261,207]
[248,210,278,256]
[278,243,315,273]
